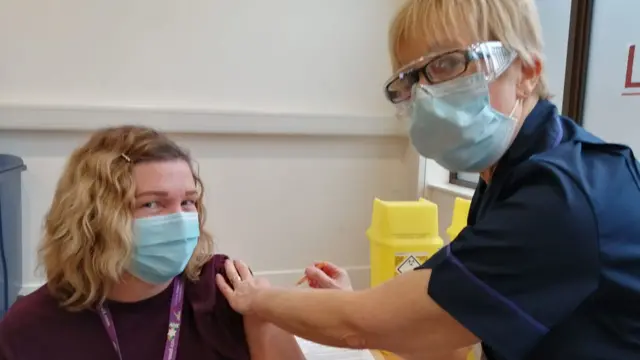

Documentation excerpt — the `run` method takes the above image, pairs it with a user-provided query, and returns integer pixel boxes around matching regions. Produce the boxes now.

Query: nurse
[217,0,640,359]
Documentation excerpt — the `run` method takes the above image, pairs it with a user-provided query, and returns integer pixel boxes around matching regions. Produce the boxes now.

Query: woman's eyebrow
[135,190,198,197]
[136,190,168,197]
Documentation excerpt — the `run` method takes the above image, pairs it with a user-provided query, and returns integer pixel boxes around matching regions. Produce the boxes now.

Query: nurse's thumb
[304,266,335,289]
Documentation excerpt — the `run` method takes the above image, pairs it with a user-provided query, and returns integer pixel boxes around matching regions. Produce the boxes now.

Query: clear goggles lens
[383,41,516,104]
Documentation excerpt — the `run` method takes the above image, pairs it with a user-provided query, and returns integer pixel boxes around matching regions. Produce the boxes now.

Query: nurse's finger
[215,274,235,297]
[314,261,343,277]
[305,266,334,287]
[233,259,253,280]
[224,259,242,286]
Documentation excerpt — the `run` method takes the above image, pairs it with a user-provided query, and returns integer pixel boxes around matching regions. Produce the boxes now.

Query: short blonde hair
[39,126,214,311]
[388,0,550,99]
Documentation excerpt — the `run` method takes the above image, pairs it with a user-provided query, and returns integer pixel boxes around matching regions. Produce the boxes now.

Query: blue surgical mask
[129,212,200,284]
[409,73,519,173]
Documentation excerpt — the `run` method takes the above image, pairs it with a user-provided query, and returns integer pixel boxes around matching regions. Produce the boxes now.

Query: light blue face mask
[409,72,519,173]
[128,212,200,284]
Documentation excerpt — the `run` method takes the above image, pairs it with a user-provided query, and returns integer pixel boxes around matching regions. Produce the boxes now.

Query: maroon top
[0,254,250,360]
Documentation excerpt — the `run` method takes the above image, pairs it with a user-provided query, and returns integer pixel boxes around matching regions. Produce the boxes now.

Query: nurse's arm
[251,268,478,358]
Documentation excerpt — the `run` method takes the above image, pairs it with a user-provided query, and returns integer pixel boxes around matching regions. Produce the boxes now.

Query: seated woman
[0,126,305,360]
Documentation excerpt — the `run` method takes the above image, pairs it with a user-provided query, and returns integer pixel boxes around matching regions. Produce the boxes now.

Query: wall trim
[18,265,371,296]
[426,182,474,200]
[0,103,403,137]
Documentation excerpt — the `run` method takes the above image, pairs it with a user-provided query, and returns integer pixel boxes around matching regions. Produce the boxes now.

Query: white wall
[581,0,640,150]
[425,0,573,236]
[0,0,421,294]
[536,0,572,110]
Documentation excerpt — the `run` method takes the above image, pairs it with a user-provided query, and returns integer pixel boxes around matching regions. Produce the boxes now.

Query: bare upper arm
[243,316,306,360]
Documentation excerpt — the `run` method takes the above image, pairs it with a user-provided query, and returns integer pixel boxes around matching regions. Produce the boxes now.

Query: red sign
[623,45,640,96]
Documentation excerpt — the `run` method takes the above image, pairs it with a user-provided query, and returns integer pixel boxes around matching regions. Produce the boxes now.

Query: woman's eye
[433,57,462,71]
[425,53,467,83]
[182,200,197,207]
[143,201,159,209]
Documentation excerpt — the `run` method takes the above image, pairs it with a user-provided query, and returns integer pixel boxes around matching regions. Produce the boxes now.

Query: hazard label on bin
[395,253,429,275]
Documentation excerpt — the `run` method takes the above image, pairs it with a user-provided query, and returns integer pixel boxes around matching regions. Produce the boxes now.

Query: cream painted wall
[0,0,574,296]
[0,0,422,294]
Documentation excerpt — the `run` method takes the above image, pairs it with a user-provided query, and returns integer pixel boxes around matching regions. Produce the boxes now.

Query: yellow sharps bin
[368,197,477,360]
[447,197,477,360]
[367,198,443,288]
[446,197,472,241]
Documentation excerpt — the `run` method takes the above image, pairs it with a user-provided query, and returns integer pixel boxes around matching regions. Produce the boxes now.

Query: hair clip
[120,153,131,163]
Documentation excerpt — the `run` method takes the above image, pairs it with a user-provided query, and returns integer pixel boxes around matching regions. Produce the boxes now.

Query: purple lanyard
[98,277,185,360]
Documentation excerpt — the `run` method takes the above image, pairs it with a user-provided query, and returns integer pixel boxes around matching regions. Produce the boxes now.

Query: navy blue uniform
[420,100,640,359]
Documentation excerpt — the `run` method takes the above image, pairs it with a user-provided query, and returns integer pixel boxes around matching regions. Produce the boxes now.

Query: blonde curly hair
[39,125,214,311]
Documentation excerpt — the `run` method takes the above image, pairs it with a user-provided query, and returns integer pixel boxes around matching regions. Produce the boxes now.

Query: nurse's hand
[305,262,352,291]
[216,259,268,315]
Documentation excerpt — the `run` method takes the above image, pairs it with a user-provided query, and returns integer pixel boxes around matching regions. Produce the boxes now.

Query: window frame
[449,171,479,188]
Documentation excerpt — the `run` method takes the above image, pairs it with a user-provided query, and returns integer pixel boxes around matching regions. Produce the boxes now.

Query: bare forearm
[252,287,366,348]
[242,270,476,355]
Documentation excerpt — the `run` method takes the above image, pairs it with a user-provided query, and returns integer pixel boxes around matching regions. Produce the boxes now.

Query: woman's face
[132,159,198,219]
[396,36,523,116]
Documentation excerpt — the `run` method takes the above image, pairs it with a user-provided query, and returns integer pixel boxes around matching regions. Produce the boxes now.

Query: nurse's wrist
[249,287,278,318]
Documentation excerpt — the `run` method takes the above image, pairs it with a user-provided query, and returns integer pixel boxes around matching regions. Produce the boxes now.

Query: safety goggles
[383,41,517,104]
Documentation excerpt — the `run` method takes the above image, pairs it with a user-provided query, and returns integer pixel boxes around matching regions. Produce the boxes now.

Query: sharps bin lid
[0,155,26,174]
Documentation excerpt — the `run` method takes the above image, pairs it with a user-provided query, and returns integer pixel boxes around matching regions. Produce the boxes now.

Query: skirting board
[18,266,371,296]
[0,103,404,137]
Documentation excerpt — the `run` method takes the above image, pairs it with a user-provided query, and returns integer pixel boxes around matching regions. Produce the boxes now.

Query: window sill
[427,182,475,199]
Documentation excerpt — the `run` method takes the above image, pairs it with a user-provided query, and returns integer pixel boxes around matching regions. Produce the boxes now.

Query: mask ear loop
[484,98,522,182]
[508,98,521,120]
